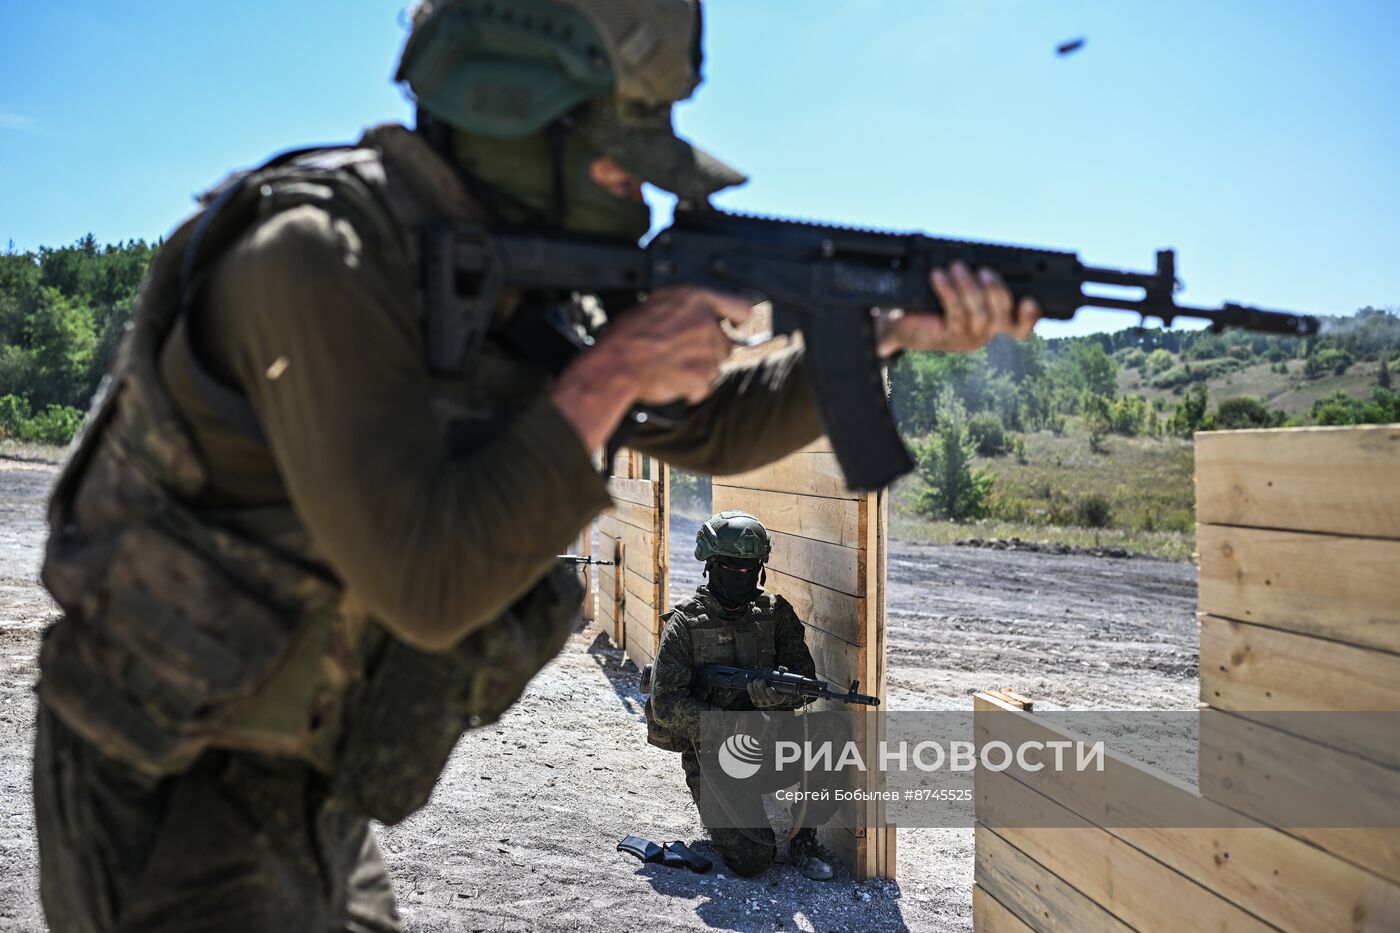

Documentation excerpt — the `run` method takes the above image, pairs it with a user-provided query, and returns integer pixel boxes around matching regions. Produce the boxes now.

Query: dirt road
[0,463,1197,932]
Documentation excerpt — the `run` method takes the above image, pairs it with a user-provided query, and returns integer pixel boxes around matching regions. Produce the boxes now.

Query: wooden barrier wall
[596,451,669,672]
[972,425,1400,932]
[713,436,894,881]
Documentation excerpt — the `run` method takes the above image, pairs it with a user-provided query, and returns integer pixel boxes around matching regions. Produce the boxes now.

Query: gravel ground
[0,463,1198,932]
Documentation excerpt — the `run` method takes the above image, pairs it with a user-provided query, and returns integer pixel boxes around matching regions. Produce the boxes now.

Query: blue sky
[2,1,1396,337]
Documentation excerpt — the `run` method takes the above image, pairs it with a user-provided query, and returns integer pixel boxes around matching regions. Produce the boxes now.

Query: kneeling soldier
[647,511,836,880]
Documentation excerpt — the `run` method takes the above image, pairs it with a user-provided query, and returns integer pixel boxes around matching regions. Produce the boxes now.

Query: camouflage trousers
[680,749,840,877]
[33,705,401,933]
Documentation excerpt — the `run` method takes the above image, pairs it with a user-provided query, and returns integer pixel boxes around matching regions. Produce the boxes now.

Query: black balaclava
[705,557,764,613]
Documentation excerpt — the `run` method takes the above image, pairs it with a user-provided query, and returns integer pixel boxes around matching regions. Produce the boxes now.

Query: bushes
[0,394,83,445]
[967,412,1007,456]
[1209,396,1281,430]
[1310,387,1400,426]
[1075,494,1112,529]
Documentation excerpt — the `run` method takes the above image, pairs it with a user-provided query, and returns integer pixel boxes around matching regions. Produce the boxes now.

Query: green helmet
[396,0,745,199]
[695,511,771,563]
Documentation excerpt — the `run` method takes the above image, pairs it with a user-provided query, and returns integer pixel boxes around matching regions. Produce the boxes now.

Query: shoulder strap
[175,144,409,444]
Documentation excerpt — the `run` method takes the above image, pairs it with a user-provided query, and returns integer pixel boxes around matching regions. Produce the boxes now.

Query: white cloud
[0,111,39,134]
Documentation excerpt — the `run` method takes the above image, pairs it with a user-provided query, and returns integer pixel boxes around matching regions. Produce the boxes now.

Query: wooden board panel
[711,486,863,547]
[973,693,1400,932]
[975,828,1131,933]
[1197,524,1400,653]
[1199,710,1400,886]
[605,497,658,535]
[804,627,863,691]
[623,567,657,619]
[763,568,866,647]
[1195,425,1400,538]
[624,622,655,672]
[765,529,862,597]
[1201,615,1400,768]
[607,477,656,508]
[972,883,1039,933]
[625,595,660,646]
[716,450,858,500]
[599,515,658,582]
[978,768,1275,933]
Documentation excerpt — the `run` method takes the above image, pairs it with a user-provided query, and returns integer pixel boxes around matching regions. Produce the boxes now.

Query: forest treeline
[2,235,1398,455]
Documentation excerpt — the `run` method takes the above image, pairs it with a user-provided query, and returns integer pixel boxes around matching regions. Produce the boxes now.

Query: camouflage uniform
[31,2,827,927]
[650,586,823,876]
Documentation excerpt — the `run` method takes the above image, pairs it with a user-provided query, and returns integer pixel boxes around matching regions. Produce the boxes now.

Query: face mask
[449,127,652,241]
[707,557,763,610]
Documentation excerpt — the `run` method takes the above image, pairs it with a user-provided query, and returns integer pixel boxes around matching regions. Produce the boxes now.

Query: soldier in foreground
[30,1,1037,930]
[647,511,840,880]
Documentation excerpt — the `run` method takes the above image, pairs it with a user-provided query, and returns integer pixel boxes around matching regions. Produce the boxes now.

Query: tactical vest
[37,124,582,823]
[643,587,777,751]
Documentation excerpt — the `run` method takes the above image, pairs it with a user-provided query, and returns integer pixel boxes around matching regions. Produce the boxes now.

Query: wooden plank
[576,528,595,622]
[1199,710,1400,887]
[973,693,1400,932]
[711,486,863,548]
[625,595,661,651]
[1197,524,1400,653]
[623,566,658,620]
[624,621,655,672]
[762,569,865,646]
[978,768,1276,933]
[972,883,1038,933]
[657,461,669,622]
[975,828,1131,933]
[804,627,862,691]
[622,528,662,584]
[716,450,858,500]
[1195,425,1400,538]
[606,497,658,534]
[766,529,862,597]
[607,477,657,508]
[1201,614,1400,768]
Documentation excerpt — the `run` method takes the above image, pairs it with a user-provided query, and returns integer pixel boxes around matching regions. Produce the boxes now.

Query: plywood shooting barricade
[713,435,893,880]
[593,451,669,671]
[583,311,896,880]
[972,425,1400,932]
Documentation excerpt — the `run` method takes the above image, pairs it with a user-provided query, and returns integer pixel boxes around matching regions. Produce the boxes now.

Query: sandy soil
[0,464,1198,932]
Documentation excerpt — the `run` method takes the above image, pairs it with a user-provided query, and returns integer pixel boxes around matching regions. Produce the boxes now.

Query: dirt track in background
[0,464,1197,932]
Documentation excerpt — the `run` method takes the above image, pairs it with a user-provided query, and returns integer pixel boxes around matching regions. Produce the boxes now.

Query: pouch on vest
[333,561,583,824]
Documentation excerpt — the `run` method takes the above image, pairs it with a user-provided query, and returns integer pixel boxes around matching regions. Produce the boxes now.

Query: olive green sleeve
[199,204,611,651]
[628,344,825,475]
[650,613,717,743]
[774,597,817,680]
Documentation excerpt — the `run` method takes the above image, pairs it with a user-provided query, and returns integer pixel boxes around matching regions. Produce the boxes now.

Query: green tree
[26,287,97,408]
[1379,356,1392,390]
[1145,348,1174,377]
[913,391,994,521]
[1061,342,1118,401]
[1168,383,1210,436]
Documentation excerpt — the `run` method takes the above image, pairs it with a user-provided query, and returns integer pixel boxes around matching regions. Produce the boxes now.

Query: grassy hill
[1118,355,1388,417]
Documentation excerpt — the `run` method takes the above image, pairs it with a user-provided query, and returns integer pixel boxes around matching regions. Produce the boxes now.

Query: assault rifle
[696,664,881,707]
[425,206,1320,491]
[557,554,615,567]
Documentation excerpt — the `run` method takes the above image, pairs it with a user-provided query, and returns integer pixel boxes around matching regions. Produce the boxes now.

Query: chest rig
[643,588,778,752]
[38,126,583,822]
